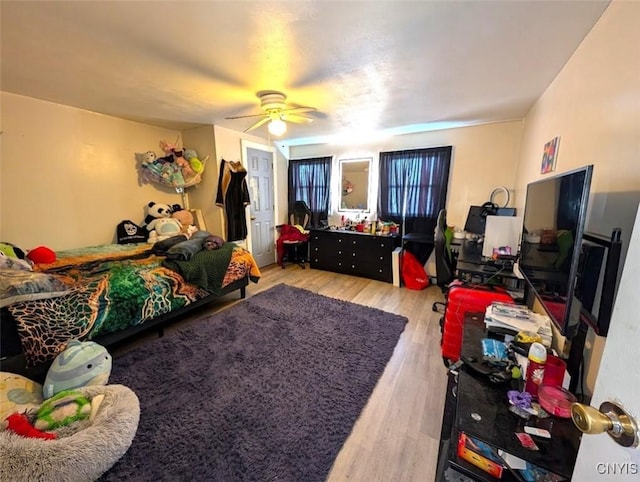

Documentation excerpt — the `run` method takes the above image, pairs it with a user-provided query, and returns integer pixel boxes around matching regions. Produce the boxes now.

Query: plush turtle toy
[34,390,93,431]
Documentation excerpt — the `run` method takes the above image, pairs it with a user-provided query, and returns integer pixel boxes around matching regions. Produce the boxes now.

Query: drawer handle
[352,253,355,256]
[351,265,355,268]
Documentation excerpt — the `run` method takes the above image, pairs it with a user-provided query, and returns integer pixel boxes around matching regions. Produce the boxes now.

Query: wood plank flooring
[113,264,449,482]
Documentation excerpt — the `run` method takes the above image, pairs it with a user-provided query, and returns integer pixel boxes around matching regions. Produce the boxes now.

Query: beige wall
[181,125,219,234]
[514,1,640,264]
[0,93,286,251]
[515,1,640,395]
[290,121,523,230]
[0,92,183,251]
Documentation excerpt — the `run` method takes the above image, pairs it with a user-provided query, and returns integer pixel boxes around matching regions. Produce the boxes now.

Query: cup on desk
[542,355,567,388]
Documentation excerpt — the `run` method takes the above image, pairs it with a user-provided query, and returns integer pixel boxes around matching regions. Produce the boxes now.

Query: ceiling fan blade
[283,106,317,115]
[283,113,314,124]
[225,113,266,120]
[244,116,271,132]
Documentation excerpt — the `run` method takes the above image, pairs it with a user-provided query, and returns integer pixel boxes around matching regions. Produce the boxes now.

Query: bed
[0,239,261,381]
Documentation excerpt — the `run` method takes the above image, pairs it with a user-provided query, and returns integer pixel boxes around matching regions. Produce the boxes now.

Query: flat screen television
[518,165,593,338]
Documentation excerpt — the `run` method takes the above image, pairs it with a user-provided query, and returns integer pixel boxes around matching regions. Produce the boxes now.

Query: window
[378,146,452,241]
[288,156,333,227]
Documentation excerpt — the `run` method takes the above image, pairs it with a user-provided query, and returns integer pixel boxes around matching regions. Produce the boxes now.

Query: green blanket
[162,242,235,296]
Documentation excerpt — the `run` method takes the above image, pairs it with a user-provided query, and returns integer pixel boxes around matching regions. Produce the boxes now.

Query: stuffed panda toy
[144,202,182,244]
[144,201,173,225]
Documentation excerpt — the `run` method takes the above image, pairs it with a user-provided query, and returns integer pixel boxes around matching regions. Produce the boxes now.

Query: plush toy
[138,151,187,187]
[146,217,183,244]
[26,246,56,264]
[159,139,179,156]
[172,149,197,180]
[171,209,197,236]
[138,150,157,164]
[43,340,112,399]
[5,412,57,440]
[0,242,27,260]
[202,235,225,250]
[184,149,208,174]
[34,390,92,431]
[160,139,196,180]
[0,251,33,270]
[144,201,173,226]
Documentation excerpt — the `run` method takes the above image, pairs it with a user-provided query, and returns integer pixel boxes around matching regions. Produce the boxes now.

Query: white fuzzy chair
[0,384,139,482]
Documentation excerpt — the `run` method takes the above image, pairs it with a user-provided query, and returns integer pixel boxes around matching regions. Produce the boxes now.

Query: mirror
[339,158,371,211]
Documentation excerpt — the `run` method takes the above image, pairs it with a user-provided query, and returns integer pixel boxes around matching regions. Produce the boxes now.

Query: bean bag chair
[0,384,140,482]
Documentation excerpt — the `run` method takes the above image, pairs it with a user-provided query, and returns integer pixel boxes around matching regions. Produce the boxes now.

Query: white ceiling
[1,1,610,146]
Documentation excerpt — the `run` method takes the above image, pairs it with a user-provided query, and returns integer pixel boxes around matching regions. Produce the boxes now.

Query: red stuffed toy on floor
[5,412,57,440]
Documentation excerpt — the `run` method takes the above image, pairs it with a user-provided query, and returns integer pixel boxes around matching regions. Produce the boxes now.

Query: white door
[572,204,640,481]
[244,142,275,267]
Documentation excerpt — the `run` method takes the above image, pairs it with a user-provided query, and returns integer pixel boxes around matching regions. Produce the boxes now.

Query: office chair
[277,200,312,269]
[432,209,457,313]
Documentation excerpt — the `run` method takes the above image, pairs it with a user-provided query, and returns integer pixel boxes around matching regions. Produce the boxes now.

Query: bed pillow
[0,269,71,308]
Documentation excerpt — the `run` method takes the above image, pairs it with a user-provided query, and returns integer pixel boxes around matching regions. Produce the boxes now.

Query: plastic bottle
[524,342,547,397]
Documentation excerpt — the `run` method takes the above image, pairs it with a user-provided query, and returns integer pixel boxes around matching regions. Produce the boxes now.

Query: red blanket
[276,225,310,265]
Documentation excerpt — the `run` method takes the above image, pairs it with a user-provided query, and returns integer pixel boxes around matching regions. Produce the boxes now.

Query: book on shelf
[484,303,553,346]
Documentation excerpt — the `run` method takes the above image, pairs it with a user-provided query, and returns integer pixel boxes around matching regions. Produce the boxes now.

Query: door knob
[571,401,639,448]
[250,216,256,221]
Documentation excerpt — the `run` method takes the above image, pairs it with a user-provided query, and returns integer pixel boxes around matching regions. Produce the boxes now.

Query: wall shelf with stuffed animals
[135,138,208,209]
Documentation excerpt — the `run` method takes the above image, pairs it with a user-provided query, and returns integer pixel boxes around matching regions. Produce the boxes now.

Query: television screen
[519,165,593,337]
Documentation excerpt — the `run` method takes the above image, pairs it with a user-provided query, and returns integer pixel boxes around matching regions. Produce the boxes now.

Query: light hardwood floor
[115,263,449,481]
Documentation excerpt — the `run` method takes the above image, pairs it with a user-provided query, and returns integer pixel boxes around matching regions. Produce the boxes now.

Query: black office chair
[290,200,312,228]
[432,209,457,313]
[277,200,312,269]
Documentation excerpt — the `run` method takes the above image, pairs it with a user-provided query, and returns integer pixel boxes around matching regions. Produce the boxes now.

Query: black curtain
[288,156,332,227]
[378,146,452,261]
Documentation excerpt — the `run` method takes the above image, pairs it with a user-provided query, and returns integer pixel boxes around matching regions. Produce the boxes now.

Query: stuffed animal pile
[1,340,112,440]
[136,138,208,189]
[144,201,197,243]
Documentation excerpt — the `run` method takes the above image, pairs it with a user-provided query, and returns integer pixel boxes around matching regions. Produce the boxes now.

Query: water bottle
[524,342,547,397]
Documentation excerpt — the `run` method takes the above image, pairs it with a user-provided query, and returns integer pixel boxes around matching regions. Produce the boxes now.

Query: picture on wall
[541,136,560,174]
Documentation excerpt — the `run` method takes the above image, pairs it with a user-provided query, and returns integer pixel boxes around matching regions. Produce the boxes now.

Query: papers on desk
[484,302,552,347]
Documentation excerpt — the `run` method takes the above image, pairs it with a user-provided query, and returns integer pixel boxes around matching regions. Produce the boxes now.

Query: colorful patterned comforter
[7,243,260,366]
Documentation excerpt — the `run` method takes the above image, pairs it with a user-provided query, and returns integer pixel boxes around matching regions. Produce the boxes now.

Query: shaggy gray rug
[101,283,408,481]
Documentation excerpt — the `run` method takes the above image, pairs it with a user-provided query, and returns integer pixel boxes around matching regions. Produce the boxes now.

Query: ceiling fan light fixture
[268,118,287,136]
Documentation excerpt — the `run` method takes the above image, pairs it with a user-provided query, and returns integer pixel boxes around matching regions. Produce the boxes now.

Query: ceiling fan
[226,90,317,136]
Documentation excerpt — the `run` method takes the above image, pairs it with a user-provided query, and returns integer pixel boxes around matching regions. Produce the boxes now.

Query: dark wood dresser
[309,229,399,282]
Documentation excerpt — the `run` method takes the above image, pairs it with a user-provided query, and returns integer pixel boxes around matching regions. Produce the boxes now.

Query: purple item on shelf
[508,390,533,409]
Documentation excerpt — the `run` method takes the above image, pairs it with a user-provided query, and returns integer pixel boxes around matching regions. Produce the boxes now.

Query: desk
[436,314,581,481]
[454,242,523,297]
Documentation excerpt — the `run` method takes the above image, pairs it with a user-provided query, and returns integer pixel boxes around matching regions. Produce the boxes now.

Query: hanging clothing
[216,159,250,241]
